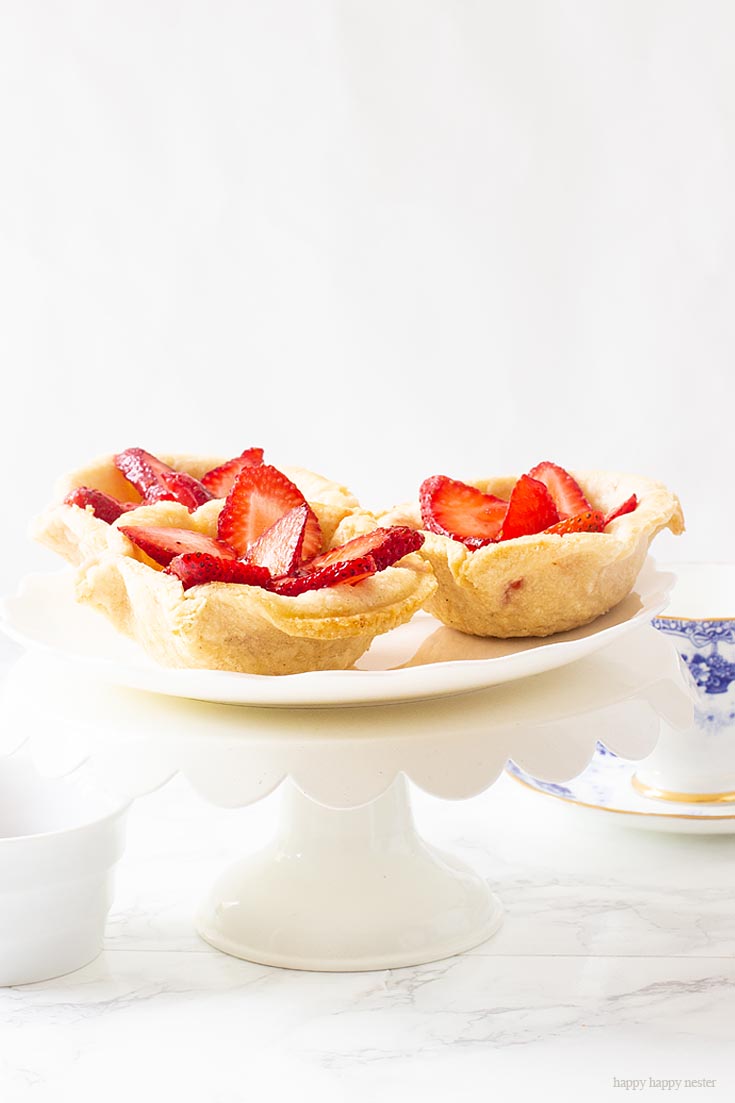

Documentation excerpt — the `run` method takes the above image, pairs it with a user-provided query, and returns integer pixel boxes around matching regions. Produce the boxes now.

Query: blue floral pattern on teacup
[685,651,735,695]
[651,617,735,696]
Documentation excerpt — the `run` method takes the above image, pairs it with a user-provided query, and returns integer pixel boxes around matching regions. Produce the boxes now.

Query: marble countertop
[0,638,734,1101]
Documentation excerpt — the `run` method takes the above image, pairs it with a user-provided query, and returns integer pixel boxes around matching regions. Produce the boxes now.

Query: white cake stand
[0,563,692,972]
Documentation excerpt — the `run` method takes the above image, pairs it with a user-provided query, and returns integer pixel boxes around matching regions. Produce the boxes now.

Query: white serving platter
[0,559,673,707]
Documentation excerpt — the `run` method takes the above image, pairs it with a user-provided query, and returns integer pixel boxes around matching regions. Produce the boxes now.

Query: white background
[1,1,734,586]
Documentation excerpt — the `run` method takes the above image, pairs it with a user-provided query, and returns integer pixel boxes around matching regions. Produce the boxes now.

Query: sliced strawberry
[420,476,507,547]
[114,448,176,501]
[499,475,560,540]
[306,526,424,572]
[165,553,272,591]
[114,447,212,511]
[119,525,238,568]
[544,510,606,536]
[245,504,310,577]
[217,464,322,559]
[527,461,591,520]
[158,471,213,510]
[201,448,265,498]
[603,494,638,528]
[272,555,378,596]
[64,487,137,525]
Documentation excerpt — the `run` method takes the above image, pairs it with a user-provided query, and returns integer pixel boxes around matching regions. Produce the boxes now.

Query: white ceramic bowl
[635,563,735,801]
[0,755,128,986]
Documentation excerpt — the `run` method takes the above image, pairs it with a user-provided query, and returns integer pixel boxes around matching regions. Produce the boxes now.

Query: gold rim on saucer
[507,770,735,821]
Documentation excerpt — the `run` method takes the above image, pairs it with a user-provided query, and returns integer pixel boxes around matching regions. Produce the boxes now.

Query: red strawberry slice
[119,525,238,567]
[420,476,507,547]
[165,553,272,591]
[306,526,424,572]
[603,494,638,528]
[245,504,310,577]
[527,462,591,520]
[114,448,176,501]
[272,555,378,596]
[64,487,137,525]
[544,510,606,536]
[499,475,560,540]
[158,471,213,510]
[114,448,212,511]
[202,448,265,498]
[217,464,322,559]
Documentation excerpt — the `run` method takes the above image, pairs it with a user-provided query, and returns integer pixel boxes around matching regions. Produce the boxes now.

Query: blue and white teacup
[633,564,735,803]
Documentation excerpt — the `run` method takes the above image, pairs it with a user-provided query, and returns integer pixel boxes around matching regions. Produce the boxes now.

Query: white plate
[0,561,673,707]
[507,747,735,835]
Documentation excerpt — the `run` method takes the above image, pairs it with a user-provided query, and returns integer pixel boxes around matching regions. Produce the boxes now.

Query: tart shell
[33,454,436,675]
[382,470,684,638]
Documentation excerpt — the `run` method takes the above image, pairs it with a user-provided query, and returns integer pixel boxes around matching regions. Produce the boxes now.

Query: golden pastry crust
[33,454,436,675]
[381,470,684,638]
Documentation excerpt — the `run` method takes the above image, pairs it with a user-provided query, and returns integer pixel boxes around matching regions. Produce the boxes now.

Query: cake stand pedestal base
[195,776,502,972]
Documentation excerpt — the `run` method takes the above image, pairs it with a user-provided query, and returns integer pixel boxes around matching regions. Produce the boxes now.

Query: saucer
[506,745,735,834]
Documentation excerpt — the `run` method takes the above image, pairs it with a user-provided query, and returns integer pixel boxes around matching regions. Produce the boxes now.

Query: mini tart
[33,455,436,675]
[382,470,684,638]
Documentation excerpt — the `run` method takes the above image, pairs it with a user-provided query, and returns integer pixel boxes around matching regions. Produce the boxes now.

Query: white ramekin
[0,754,128,986]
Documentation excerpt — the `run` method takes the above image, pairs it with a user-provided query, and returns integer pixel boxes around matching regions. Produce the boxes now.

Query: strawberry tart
[382,461,684,638]
[34,448,436,675]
